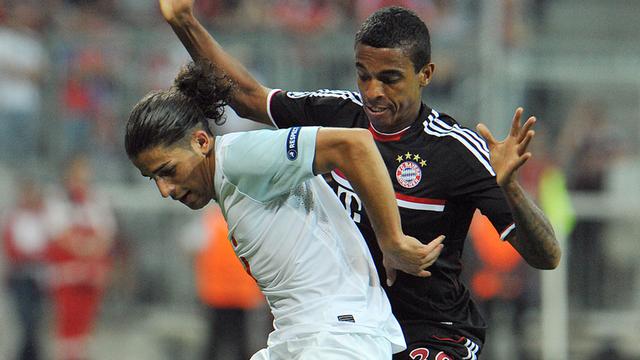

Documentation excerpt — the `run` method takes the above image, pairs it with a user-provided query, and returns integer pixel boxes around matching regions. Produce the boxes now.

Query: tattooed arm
[477,108,561,269]
[502,181,560,269]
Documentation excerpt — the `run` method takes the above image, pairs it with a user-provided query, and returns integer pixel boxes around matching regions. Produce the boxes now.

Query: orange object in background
[469,211,523,300]
[195,207,263,310]
[469,211,521,272]
[190,207,266,360]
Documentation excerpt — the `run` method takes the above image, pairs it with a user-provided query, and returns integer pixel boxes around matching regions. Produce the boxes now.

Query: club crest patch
[396,161,422,188]
[395,151,427,188]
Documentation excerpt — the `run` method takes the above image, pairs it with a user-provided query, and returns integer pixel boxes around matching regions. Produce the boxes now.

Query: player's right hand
[383,235,445,286]
[158,0,194,24]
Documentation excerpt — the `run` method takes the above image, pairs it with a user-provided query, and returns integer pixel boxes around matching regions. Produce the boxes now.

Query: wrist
[168,11,196,27]
[501,178,523,196]
[378,233,406,252]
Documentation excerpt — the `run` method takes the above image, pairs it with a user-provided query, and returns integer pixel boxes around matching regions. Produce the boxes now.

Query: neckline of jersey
[368,123,411,142]
[366,104,430,142]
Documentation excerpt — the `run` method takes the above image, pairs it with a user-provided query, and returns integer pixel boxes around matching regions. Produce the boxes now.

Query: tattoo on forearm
[506,183,561,269]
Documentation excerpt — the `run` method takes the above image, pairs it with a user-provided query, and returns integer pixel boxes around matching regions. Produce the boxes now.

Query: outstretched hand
[383,235,445,286]
[476,107,536,187]
[158,0,194,24]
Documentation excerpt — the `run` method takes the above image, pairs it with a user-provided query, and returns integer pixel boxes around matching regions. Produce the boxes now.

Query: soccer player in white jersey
[125,60,445,359]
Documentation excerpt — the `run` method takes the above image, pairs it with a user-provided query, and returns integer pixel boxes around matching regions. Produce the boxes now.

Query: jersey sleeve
[446,136,516,240]
[267,89,362,128]
[219,127,320,202]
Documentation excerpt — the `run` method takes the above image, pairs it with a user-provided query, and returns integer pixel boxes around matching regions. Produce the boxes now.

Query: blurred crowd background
[0,0,639,359]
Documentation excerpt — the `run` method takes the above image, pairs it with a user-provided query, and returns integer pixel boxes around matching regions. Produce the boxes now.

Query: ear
[419,63,435,87]
[191,130,213,156]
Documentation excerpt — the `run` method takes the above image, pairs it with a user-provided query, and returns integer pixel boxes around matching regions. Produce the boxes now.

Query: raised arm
[314,128,444,284]
[477,108,561,269]
[159,0,271,124]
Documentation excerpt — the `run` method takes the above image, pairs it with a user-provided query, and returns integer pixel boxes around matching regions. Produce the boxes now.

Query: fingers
[421,235,444,266]
[476,123,497,146]
[422,244,443,268]
[384,235,446,284]
[387,267,432,286]
[424,235,445,251]
[517,130,535,154]
[513,152,532,170]
[386,267,397,287]
[510,107,523,137]
[517,116,536,142]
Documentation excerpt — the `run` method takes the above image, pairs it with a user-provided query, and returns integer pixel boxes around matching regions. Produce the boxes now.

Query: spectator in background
[354,0,437,23]
[45,156,117,360]
[181,206,265,360]
[557,100,627,191]
[195,0,241,20]
[502,0,529,48]
[61,47,118,158]
[468,125,574,359]
[0,1,47,165]
[271,0,343,34]
[556,100,627,309]
[466,210,528,359]
[2,178,50,360]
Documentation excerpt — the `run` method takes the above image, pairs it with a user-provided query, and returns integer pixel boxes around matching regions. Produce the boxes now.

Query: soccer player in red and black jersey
[158,1,561,358]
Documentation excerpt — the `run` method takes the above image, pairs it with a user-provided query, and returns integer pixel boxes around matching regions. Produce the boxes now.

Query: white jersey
[213,127,405,353]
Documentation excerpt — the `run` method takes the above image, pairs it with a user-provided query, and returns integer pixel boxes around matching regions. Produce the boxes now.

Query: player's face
[355,44,433,132]
[132,135,215,210]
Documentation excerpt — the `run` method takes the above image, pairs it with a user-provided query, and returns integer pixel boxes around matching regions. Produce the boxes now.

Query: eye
[357,72,371,81]
[380,75,401,85]
[159,166,176,178]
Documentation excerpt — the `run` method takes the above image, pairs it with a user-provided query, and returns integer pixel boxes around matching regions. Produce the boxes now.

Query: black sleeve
[267,89,362,128]
[446,136,516,239]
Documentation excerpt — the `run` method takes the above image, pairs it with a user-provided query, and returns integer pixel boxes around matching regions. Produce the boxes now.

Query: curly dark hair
[355,6,431,72]
[125,60,235,158]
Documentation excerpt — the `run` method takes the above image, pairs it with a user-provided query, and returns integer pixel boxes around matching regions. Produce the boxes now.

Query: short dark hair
[355,6,431,72]
[125,60,234,158]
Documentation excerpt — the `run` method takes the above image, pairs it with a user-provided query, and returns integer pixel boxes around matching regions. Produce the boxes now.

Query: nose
[154,178,175,199]
[364,79,384,101]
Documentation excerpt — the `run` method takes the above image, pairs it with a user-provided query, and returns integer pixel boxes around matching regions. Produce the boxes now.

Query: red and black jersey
[267,89,516,345]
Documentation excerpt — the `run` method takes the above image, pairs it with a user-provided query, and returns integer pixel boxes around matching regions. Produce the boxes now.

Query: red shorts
[53,285,103,338]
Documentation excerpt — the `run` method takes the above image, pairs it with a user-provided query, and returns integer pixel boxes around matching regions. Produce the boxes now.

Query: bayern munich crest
[395,152,427,189]
[396,161,422,188]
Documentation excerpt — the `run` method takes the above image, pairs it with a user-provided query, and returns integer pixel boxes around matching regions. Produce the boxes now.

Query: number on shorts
[435,351,453,360]
[409,348,429,360]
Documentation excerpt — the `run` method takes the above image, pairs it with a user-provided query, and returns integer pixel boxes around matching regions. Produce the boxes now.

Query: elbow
[536,257,560,270]
[531,246,562,270]
[547,248,562,270]
[230,88,272,125]
[352,128,375,145]
[231,103,255,121]
[315,128,373,174]
[341,129,375,160]
[544,232,562,270]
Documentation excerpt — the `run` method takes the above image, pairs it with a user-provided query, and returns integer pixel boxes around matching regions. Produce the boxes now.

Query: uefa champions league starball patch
[396,160,422,188]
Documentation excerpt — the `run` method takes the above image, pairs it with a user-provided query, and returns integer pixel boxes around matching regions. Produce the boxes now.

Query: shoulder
[422,109,495,176]
[217,128,318,174]
[217,131,250,149]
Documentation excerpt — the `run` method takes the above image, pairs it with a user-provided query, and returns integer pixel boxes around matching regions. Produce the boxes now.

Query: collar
[366,104,429,142]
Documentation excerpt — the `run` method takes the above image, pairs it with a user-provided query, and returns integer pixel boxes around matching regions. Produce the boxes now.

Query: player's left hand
[477,107,535,187]
[383,234,444,286]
